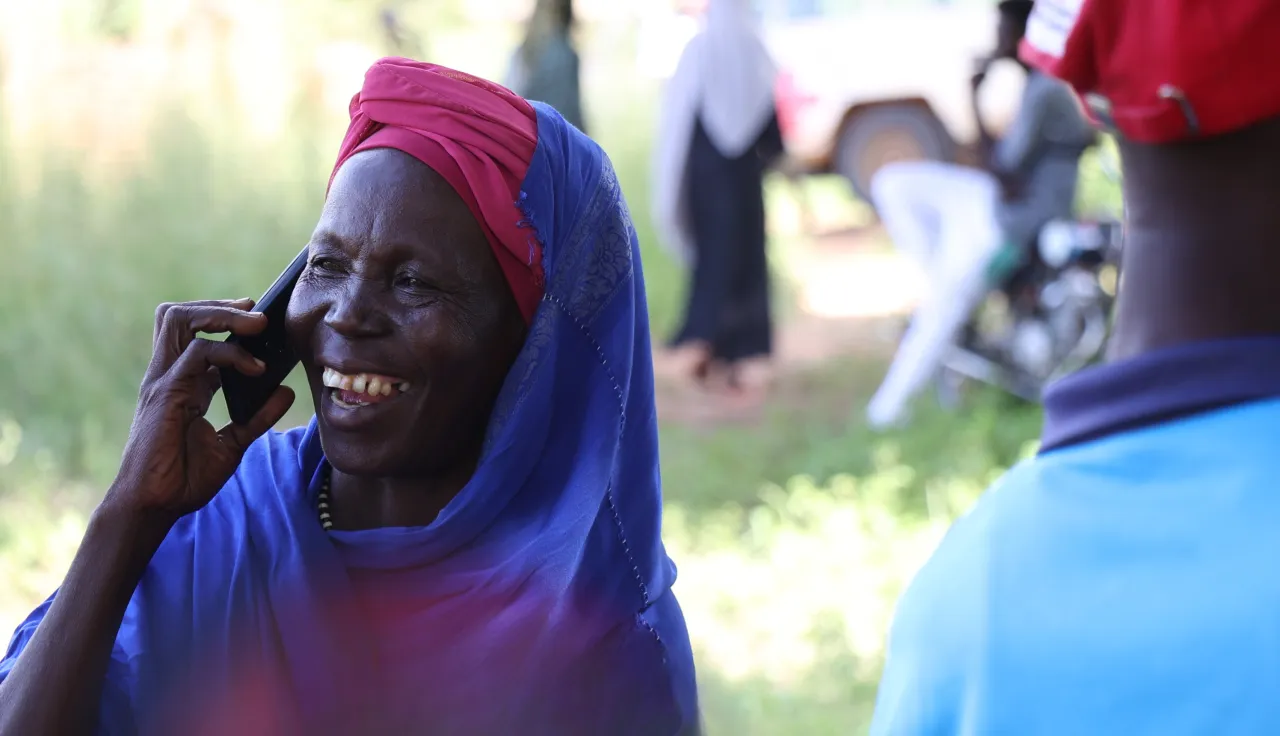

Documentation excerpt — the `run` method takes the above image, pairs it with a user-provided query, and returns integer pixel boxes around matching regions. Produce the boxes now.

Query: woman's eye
[307,256,347,277]
[397,275,429,290]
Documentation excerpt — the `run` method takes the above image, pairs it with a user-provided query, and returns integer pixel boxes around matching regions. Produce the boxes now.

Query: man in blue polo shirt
[871,1,1280,733]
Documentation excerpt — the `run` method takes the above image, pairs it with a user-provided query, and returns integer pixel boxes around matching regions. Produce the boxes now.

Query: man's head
[1018,0,1280,356]
[995,0,1033,60]
[1021,0,1280,144]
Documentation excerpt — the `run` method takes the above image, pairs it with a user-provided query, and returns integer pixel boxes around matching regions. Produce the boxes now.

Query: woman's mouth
[321,367,412,409]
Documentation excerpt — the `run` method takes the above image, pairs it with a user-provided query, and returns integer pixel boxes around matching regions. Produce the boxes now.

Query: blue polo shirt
[871,337,1280,735]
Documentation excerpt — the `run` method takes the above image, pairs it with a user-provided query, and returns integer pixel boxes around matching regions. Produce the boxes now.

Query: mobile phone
[220,246,309,425]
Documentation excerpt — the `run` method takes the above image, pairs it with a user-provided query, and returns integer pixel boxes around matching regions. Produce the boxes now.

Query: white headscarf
[651,0,779,263]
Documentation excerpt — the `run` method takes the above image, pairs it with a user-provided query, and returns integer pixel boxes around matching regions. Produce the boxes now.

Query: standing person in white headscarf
[652,0,783,398]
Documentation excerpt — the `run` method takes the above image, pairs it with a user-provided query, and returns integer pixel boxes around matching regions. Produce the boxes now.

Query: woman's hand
[0,299,296,735]
[107,299,295,521]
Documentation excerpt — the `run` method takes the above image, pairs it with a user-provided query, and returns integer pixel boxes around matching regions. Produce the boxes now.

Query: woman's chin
[314,412,405,478]
[318,442,396,479]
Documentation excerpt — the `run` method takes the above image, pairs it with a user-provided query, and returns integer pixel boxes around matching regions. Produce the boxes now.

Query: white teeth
[322,368,345,391]
[320,368,410,398]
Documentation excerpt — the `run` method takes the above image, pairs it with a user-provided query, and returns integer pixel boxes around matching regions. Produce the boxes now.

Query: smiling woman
[294,147,528,509]
[0,59,699,735]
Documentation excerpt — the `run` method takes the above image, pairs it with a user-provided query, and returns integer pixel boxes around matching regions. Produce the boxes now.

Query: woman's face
[286,148,527,478]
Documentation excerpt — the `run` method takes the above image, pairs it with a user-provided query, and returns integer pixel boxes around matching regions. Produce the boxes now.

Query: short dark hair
[997,0,1034,25]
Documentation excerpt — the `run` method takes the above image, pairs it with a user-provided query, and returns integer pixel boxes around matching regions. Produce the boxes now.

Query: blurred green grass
[0,12,1077,731]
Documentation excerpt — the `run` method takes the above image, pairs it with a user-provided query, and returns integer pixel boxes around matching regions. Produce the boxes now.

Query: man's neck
[1107,122,1280,360]
[1108,232,1280,361]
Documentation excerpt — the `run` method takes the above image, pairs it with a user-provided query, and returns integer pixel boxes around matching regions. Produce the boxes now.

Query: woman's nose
[323,278,391,338]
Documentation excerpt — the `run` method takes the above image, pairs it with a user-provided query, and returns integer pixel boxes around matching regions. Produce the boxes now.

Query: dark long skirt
[670,113,783,363]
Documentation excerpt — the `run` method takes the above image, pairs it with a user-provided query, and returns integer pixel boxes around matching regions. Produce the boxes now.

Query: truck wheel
[835,105,954,202]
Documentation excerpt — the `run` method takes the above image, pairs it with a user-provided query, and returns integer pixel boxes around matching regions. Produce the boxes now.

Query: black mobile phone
[220,246,309,425]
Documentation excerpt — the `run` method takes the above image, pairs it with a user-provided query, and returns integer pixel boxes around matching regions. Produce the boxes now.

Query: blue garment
[1,104,699,735]
[871,337,1280,735]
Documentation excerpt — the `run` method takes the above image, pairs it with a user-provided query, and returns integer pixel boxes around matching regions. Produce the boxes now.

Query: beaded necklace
[317,470,334,531]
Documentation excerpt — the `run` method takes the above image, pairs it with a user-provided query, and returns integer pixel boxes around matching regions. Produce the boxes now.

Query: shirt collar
[1040,336,1280,453]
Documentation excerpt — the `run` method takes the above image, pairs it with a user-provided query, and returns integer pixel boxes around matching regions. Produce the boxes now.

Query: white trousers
[866,161,1003,429]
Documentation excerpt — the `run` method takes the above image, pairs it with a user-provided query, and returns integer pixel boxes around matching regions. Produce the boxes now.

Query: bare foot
[653,342,712,383]
[732,357,776,394]
[696,358,773,414]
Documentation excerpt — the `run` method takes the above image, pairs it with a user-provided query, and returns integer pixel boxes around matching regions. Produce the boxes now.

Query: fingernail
[254,358,266,369]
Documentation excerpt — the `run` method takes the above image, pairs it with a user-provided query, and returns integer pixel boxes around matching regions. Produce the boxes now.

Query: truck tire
[835,104,955,203]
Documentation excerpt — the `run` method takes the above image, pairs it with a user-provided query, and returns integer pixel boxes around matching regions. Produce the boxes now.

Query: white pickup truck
[768,4,1025,199]
[639,2,1025,201]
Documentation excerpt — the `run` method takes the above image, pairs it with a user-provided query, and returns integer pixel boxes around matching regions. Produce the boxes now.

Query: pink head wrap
[330,58,543,323]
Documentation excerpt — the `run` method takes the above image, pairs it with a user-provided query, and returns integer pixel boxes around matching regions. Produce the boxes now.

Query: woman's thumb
[217,386,296,456]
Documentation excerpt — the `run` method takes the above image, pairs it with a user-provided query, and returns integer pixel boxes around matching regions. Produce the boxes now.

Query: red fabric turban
[330,58,543,323]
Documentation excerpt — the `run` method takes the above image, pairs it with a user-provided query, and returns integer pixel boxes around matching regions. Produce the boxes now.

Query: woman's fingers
[148,303,267,381]
[152,298,254,339]
[196,366,223,417]
[141,340,267,423]
[218,386,296,456]
[186,307,267,342]
[165,339,265,387]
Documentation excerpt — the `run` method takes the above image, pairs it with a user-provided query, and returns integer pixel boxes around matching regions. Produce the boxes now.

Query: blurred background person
[505,0,586,133]
[379,5,425,59]
[652,0,783,400]
[864,0,1094,430]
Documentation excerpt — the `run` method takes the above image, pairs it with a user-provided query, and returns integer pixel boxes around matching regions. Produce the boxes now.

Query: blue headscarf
[1,104,699,735]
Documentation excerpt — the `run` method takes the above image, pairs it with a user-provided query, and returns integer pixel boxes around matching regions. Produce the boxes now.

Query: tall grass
[1,108,325,476]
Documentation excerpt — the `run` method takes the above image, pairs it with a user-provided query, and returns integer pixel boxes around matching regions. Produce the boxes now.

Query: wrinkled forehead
[330,148,442,201]
[324,149,476,239]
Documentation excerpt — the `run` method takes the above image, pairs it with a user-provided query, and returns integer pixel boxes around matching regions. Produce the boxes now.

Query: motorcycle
[927,55,1124,405]
[939,216,1123,403]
